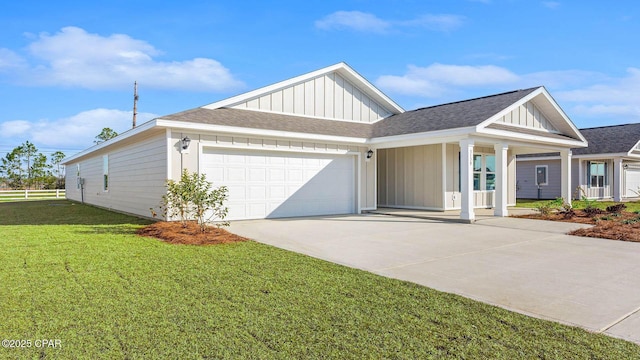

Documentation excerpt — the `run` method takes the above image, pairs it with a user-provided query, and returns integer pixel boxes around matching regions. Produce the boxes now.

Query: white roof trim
[369,127,476,146]
[476,86,587,144]
[202,62,404,115]
[61,120,158,164]
[627,139,640,155]
[516,156,562,162]
[574,153,634,160]
[477,126,587,148]
[155,119,368,145]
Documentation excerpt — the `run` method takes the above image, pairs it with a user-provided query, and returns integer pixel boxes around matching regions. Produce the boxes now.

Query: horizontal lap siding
[65,133,167,218]
[516,160,561,199]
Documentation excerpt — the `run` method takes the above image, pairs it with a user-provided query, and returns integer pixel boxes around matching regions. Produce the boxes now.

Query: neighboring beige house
[517,123,640,201]
[62,63,587,222]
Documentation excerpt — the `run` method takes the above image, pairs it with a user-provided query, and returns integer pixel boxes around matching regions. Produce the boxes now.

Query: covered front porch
[367,86,587,221]
[375,139,577,222]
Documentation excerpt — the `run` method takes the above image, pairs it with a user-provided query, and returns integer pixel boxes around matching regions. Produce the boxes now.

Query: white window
[76,164,81,190]
[588,161,606,188]
[535,165,548,186]
[103,155,109,191]
[472,154,496,191]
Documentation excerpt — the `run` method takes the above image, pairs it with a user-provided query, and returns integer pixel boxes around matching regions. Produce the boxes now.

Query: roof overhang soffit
[476,126,587,149]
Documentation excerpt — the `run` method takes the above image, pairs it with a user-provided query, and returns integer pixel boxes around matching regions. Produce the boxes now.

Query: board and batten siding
[377,145,443,209]
[65,133,167,218]
[171,131,375,210]
[516,159,562,199]
[231,72,392,123]
[497,101,558,133]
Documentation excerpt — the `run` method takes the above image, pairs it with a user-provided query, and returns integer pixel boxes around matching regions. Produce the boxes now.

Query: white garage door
[202,148,356,220]
[624,168,640,197]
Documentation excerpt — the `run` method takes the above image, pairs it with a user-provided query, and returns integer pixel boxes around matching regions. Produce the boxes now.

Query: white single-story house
[516,123,640,201]
[62,62,587,222]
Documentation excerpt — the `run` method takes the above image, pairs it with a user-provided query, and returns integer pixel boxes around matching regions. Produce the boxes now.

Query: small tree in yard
[159,169,229,231]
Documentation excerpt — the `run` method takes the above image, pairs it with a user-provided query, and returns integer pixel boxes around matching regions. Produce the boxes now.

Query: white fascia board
[476,86,587,144]
[368,127,475,148]
[202,62,404,114]
[335,63,405,114]
[477,127,587,148]
[476,87,544,130]
[516,156,561,162]
[573,153,629,160]
[627,140,640,155]
[61,119,159,164]
[155,119,368,145]
[537,87,586,143]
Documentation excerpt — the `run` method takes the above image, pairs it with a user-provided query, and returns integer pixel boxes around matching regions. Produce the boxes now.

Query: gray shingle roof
[371,87,539,137]
[161,87,562,140]
[571,123,640,155]
[162,108,373,138]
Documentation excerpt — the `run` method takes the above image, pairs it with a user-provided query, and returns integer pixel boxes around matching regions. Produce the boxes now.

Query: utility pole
[132,81,139,128]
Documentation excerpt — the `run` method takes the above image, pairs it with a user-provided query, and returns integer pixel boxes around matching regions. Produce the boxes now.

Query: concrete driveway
[229,214,640,344]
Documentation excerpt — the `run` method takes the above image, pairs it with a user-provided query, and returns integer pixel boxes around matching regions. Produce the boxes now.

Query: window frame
[102,155,109,192]
[535,165,548,186]
[76,164,81,190]
[587,161,606,189]
[469,153,496,191]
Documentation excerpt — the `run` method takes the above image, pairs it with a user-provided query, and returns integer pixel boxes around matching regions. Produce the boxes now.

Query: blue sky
[1,0,639,159]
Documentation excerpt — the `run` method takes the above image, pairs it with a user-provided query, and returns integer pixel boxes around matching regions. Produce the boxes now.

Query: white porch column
[560,149,572,206]
[460,139,475,221]
[613,157,623,202]
[577,159,583,200]
[494,143,509,217]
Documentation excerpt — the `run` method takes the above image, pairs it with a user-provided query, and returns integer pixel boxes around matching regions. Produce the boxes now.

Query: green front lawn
[1,201,638,358]
[516,198,640,212]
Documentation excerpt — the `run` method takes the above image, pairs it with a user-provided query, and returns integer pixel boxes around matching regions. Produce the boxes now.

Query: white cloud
[0,120,32,136]
[376,63,518,97]
[315,11,390,33]
[2,26,243,91]
[556,68,640,103]
[0,48,26,71]
[0,108,158,150]
[315,11,464,33]
[377,63,640,123]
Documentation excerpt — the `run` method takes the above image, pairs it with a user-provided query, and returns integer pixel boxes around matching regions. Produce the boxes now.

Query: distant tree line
[0,141,66,190]
[0,128,119,190]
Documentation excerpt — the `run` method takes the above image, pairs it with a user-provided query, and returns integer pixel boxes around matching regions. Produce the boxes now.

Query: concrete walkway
[229,214,640,345]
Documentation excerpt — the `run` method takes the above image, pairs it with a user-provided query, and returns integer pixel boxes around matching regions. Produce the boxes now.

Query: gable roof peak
[201,62,404,115]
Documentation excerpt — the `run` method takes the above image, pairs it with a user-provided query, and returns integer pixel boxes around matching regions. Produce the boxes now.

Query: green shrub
[157,169,229,231]
[534,198,563,216]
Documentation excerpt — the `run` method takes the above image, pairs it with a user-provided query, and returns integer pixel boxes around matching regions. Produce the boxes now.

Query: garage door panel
[268,168,285,181]
[227,168,246,181]
[202,148,355,220]
[625,168,640,197]
[248,168,266,182]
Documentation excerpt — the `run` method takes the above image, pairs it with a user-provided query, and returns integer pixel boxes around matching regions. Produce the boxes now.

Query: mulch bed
[137,221,248,245]
[515,210,640,242]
